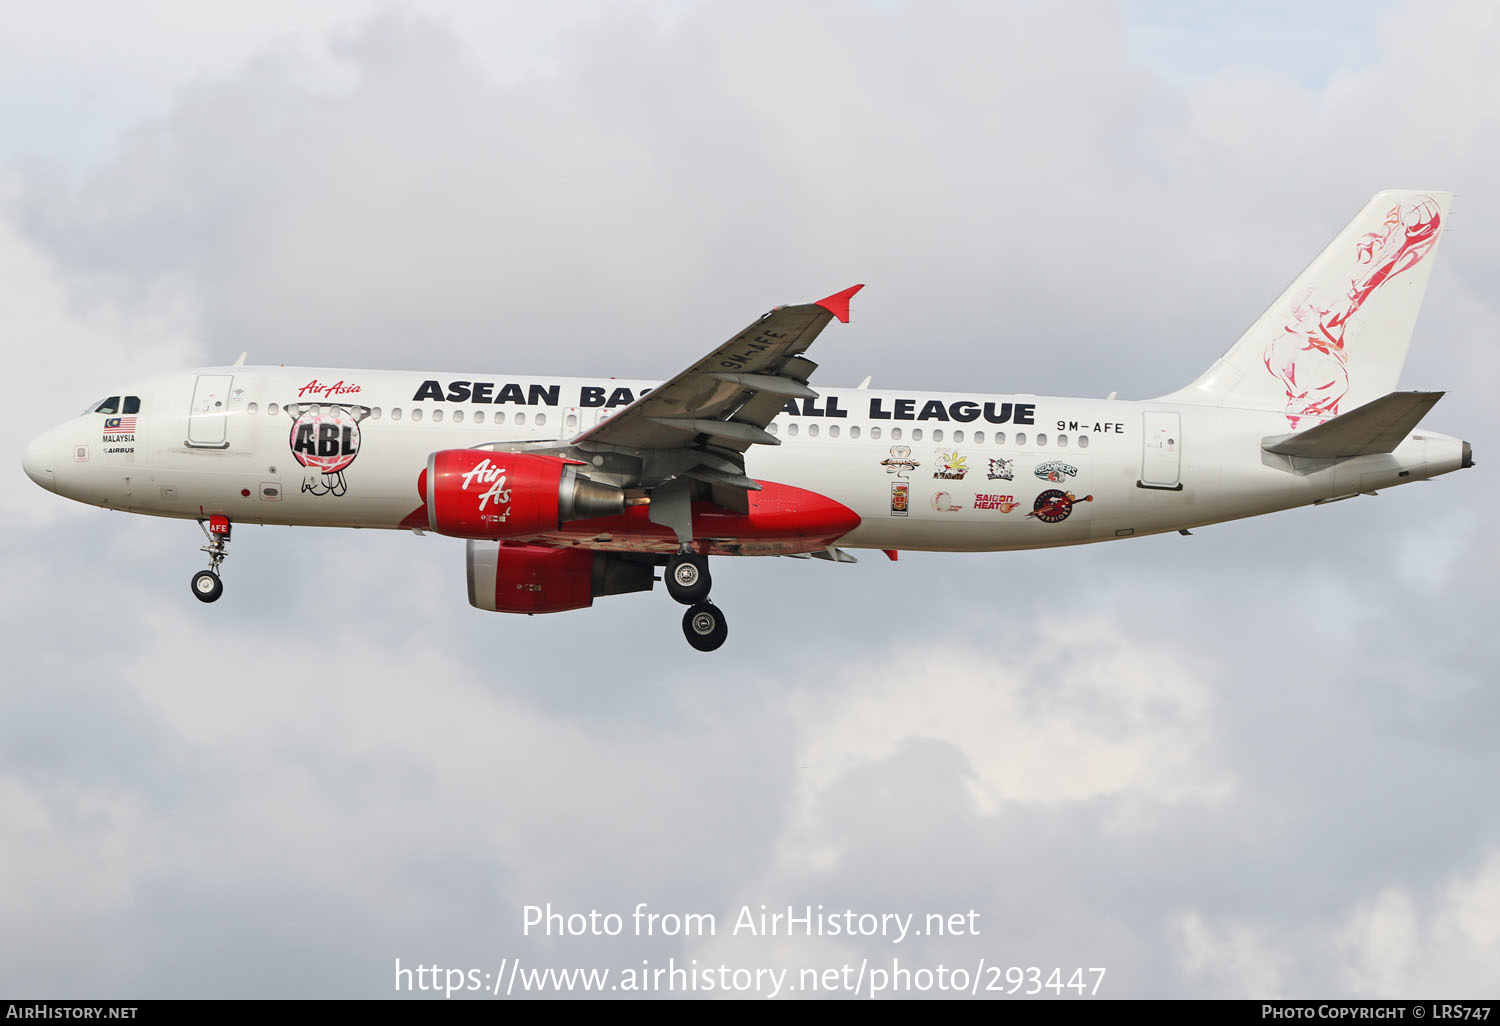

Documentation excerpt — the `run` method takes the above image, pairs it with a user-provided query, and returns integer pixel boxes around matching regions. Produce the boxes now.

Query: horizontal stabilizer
[1262,390,1443,459]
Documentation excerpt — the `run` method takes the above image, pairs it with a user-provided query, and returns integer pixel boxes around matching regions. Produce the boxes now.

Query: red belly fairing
[401,480,860,555]
[543,481,861,555]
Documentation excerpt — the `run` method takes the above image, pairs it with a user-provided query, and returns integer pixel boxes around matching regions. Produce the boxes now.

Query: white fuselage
[23,365,1469,552]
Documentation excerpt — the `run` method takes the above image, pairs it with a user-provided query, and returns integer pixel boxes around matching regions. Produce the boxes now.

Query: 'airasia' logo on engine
[427,449,568,539]
[287,403,369,497]
[460,458,513,521]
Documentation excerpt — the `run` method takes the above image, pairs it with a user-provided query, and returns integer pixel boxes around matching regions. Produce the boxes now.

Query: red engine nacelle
[422,450,624,539]
[466,541,654,614]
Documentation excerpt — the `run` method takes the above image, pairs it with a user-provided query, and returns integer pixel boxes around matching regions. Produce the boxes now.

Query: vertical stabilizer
[1160,190,1450,429]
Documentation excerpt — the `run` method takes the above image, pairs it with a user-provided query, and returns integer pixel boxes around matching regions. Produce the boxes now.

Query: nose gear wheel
[191,569,223,603]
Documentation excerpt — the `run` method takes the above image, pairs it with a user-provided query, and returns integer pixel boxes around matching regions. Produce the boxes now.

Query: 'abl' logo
[287,403,370,496]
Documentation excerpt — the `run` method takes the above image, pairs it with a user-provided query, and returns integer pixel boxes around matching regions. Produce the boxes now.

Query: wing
[570,285,864,510]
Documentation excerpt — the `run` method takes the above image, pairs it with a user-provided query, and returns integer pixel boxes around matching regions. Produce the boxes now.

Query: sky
[2,0,1497,1000]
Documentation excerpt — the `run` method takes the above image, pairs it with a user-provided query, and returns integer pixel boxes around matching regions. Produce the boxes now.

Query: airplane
[21,190,1473,651]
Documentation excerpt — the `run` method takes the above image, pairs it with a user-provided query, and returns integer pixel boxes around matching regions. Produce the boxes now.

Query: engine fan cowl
[424,450,624,539]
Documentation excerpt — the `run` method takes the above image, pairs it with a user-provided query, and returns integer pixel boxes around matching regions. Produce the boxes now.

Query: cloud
[0,195,199,522]
[3,0,1498,1000]
[1174,850,1500,997]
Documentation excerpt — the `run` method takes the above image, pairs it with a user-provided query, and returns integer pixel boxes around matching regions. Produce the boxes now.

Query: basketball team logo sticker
[1027,488,1093,524]
[287,403,371,496]
[1033,461,1078,483]
[882,446,918,517]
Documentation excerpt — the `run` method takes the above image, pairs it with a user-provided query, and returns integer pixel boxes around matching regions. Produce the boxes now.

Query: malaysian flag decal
[104,416,136,433]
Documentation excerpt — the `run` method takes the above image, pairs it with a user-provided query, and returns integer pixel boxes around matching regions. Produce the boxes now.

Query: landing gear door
[1139,411,1182,490]
[187,374,234,448]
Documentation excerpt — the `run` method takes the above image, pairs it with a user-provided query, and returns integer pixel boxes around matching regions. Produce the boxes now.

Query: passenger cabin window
[246,402,258,415]
[432,410,444,423]
[453,410,464,424]
[870,426,881,439]
[268,402,280,416]
[370,407,382,420]
[474,410,485,424]
[932,429,944,442]
[850,426,861,439]
[390,408,403,421]
[974,430,984,443]
[1015,432,1027,446]
[95,397,120,415]
[911,428,923,441]
[808,424,819,437]
[411,409,423,422]
[1078,436,1089,449]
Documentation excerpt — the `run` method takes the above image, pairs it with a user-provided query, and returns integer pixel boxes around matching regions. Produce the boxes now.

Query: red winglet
[814,284,865,324]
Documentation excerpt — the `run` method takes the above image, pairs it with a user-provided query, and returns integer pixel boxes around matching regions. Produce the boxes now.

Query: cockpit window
[94,397,120,415]
[123,395,141,414]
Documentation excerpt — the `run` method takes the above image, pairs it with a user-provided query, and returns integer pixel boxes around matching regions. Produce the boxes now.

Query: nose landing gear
[191,514,232,603]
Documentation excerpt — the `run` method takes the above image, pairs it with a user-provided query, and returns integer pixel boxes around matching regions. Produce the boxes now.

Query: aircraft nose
[22,433,56,492]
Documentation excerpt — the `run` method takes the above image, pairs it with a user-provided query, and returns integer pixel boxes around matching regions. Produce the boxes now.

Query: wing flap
[685,465,763,490]
[646,417,780,447]
[1262,390,1444,458]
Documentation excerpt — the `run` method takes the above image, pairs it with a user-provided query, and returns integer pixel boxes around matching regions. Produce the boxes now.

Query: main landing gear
[191,515,232,604]
[666,553,727,652]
